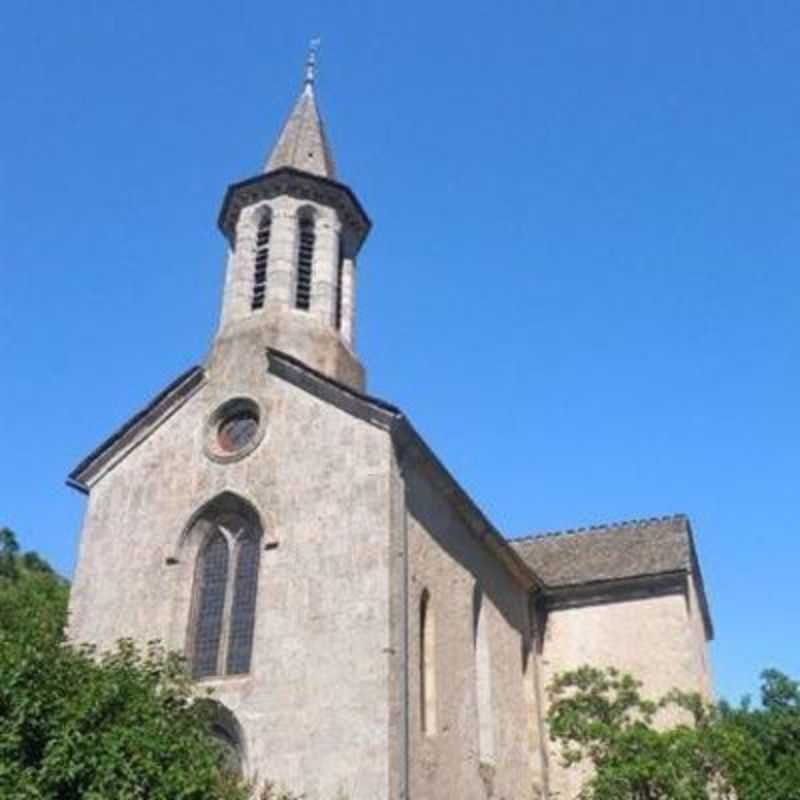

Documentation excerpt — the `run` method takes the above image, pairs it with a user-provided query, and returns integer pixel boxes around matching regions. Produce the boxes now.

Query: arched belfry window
[251,211,271,311]
[295,210,315,311]
[188,498,263,679]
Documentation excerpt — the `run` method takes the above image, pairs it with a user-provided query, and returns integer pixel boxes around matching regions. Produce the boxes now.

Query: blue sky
[1,2,798,703]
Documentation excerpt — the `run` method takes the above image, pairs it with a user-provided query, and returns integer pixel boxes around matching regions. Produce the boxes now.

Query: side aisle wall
[401,453,547,800]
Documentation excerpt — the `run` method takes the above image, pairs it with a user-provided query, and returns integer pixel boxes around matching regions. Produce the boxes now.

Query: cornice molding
[542,570,689,611]
[218,167,371,253]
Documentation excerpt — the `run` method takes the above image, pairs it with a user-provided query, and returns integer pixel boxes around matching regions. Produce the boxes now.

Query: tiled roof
[511,514,693,588]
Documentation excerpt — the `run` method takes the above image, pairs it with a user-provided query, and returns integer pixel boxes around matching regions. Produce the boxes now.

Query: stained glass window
[192,532,230,678]
[217,412,258,453]
[226,531,261,675]
[189,499,263,680]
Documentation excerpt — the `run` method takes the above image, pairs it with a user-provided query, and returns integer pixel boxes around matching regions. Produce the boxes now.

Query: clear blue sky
[1,2,798,703]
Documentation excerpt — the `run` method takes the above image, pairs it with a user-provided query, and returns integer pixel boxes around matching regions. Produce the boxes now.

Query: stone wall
[401,455,546,800]
[540,580,711,799]
[69,356,395,800]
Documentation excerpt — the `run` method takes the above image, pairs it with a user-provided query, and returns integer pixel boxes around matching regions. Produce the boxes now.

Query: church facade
[67,58,714,800]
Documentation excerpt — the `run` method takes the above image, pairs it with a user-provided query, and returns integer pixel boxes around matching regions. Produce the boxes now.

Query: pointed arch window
[190,506,262,679]
[474,585,496,764]
[193,532,230,678]
[226,530,260,674]
[251,211,271,310]
[295,212,315,310]
[197,700,246,778]
[420,589,437,736]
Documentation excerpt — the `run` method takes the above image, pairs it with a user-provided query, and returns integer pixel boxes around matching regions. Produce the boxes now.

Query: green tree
[716,669,800,800]
[0,528,250,800]
[547,665,800,800]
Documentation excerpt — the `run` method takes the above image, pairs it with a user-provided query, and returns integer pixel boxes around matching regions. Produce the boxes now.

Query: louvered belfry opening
[295,213,315,310]
[189,503,263,680]
[251,212,271,311]
[334,239,344,330]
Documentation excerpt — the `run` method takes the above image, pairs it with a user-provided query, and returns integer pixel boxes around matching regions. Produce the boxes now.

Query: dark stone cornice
[542,570,689,611]
[218,167,371,253]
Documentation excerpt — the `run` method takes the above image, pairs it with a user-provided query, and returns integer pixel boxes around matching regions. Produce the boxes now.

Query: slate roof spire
[264,39,337,179]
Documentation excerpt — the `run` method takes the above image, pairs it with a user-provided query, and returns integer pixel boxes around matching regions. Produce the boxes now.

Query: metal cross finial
[305,37,321,87]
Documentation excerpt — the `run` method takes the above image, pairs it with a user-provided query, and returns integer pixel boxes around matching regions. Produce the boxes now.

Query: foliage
[716,669,800,800]
[0,527,250,800]
[547,665,800,800]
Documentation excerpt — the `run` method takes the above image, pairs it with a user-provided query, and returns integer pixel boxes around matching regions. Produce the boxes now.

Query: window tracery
[190,502,262,679]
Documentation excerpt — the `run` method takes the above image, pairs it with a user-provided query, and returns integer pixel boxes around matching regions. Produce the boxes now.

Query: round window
[217,411,259,453]
[204,398,265,463]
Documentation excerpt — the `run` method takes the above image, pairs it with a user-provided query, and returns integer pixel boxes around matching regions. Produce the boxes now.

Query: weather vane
[305,37,322,86]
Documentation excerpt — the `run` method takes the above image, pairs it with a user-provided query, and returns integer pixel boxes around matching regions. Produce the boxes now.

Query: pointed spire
[264,39,337,179]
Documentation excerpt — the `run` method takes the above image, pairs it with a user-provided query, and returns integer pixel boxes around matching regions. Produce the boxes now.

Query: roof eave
[217,167,371,249]
[542,569,690,608]
[391,417,539,592]
[67,366,206,493]
[265,348,540,592]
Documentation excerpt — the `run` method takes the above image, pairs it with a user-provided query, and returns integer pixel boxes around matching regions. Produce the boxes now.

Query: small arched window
[251,212,271,310]
[420,589,437,736]
[197,700,245,778]
[295,212,315,311]
[212,722,243,777]
[189,503,262,679]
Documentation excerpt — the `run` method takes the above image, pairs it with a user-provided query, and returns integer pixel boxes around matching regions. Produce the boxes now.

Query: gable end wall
[69,365,396,800]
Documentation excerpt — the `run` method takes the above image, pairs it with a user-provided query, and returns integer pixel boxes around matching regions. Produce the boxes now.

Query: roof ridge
[512,513,688,544]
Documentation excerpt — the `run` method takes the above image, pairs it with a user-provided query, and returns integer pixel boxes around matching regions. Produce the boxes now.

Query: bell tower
[214,45,370,390]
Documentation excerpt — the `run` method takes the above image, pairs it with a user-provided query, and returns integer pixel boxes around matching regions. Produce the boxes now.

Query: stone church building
[67,56,714,800]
